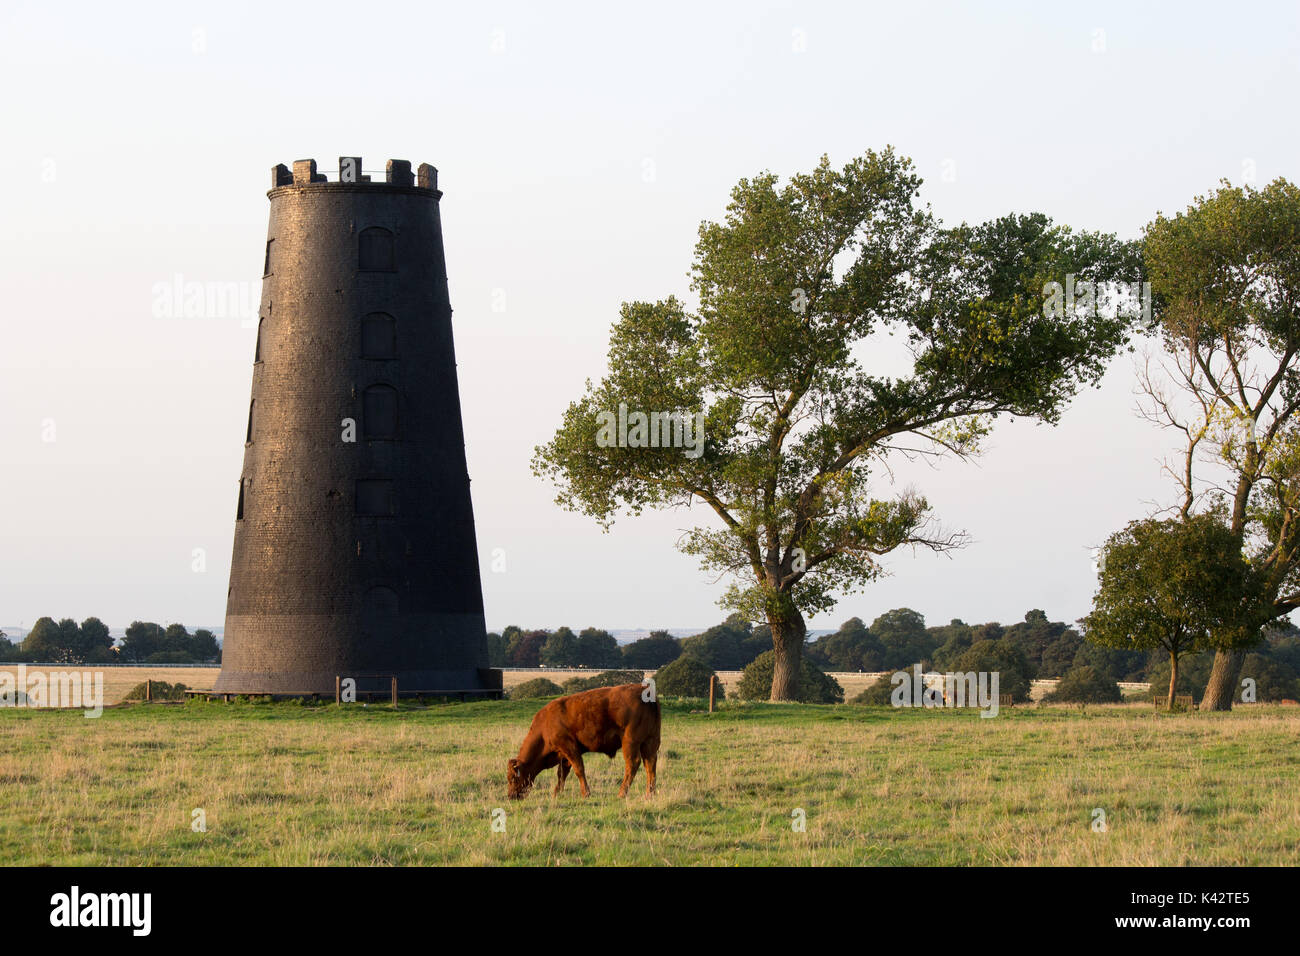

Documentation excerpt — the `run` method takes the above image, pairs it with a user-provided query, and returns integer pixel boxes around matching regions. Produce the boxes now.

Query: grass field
[2,698,1297,865]
[0,664,1151,706]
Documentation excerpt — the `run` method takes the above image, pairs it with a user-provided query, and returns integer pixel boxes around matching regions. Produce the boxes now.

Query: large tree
[806,616,884,671]
[1082,513,1263,709]
[679,613,769,670]
[534,150,1138,699]
[120,621,165,663]
[78,617,114,662]
[621,630,682,669]
[575,627,621,668]
[1140,178,1300,709]
[23,617,68,662]
[539,626,579,666]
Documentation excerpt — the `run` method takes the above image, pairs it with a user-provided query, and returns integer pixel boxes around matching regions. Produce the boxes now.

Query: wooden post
[709,675,715,713]
[335,675,341,705]
[145,679,152,703]
[391,676,398,707]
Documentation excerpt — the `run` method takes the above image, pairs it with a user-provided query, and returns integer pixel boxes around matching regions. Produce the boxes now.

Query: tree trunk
[1201,648,1244,712]
[1167,651,1178,711]
[769,612,807,702]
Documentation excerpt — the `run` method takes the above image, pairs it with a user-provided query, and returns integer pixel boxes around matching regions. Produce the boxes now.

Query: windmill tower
[212,157,500,699]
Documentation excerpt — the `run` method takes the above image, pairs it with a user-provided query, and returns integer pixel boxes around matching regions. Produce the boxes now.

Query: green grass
[2,698,1298,865]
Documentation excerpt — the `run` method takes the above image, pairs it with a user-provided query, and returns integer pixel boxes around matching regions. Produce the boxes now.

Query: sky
[1,1,1297,636]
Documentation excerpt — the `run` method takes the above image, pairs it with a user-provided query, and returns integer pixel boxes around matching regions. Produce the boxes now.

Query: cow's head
[506,758,534,800]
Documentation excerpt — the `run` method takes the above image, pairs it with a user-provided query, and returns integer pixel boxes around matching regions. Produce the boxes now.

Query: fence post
[335,675,341,705]
[391,676,398,707]
[709,675,715,713]
[145,679,152,703]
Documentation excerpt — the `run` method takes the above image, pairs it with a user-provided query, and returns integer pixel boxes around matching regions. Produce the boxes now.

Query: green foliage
[806,617,885,671]
[560,670,645,694]
[1045,665,1122,704]
[621,630,682,668]
[1264,626,1300,674]
[871,608,937,670]
[679,614,768,670]
[1236,654,1300,702]
[952,639,1033,703]
[506,630,547,668]
[145,651,195,664]
[1142,179,1300,707]
[115,621,217,663]
[653,656,723,700]
[78,617,115,662]
[485,632,508,668]
[736,650,844,703]
[1084,513,1267,703]
[575,628,622,668]
[1071,641,1149,683]
[926,619,973,672]
[21,615,116,663]
[1038,628,1086,679]
[1002,609,1083,678]
[21,618,65,661]
[189,628,220,663]
[533,149,1138,699]
[539,627,578,667]
[508,678,563,700]
[123,681,189,701]
[121,621,166,662]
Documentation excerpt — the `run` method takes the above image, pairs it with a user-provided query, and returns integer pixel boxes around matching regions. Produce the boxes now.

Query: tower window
[363,385,398,439]
[361,313,396,359]
[356,479,395,516]
[236,479,245,520]
[246,399,256,443]
[263,239,274,276]
[358,227,395,271]
[255,317,265,362]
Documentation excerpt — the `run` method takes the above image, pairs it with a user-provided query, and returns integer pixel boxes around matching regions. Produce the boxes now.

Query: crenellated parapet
[270,157,439,193]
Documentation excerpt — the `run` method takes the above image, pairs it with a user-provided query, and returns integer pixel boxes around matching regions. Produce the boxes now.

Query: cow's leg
[618,734,641,798]
[559,748,590,797]
[642,742,658,795]
[553,758,569,795]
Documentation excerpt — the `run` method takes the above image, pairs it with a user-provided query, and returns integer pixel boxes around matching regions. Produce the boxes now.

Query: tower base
[211,667,502,698]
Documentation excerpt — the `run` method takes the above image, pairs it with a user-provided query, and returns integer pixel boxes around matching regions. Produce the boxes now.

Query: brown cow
[506,683,660,799]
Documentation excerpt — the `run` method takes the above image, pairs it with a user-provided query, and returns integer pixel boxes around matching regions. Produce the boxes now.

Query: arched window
[361,313,396,359]
[363,385,398,439]
[359,227,394,271]
[246,399,256,443]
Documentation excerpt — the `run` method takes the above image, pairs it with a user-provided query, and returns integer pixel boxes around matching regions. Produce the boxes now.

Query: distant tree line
[0,618,221,664]
[489,607,1300,704]
[486,615,770,672]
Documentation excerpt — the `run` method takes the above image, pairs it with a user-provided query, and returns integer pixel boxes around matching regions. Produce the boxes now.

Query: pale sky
[1,1,1297,635]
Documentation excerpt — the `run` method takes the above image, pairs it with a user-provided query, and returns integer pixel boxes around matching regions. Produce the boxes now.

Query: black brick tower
[213,157,501,698]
